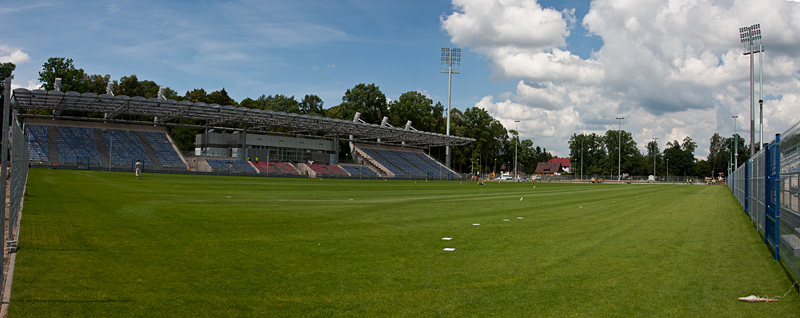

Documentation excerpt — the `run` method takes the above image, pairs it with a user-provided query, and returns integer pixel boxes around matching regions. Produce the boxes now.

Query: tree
[329,83,388,124]
[299,94,324,115]
[85,74,112,95]
[206,88,238,106]
[388,91,444,132]
[568,133,606,175]
[604,129,640,177]
[451,107,507,174]
[0,62,15,115]
[38,57,87,91]
[708,133,730,177]
[645,140,661,176]
[0,62,14,83]
[117,75,161,98]
[663,138,696,177]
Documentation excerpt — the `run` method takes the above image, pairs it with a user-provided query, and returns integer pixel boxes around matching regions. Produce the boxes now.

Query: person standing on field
[134,159,143,180]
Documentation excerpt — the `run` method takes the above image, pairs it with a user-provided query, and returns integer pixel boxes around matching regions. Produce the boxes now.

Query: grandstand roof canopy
[11,89,474,147]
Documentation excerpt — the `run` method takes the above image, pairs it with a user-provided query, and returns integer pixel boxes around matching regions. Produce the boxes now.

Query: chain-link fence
[9,111,29,241]
[729,121,800,290]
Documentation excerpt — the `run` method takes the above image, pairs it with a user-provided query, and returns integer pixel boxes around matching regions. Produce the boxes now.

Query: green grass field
[8,169,800,317]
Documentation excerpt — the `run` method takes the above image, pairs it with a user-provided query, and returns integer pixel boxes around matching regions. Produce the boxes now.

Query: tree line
[11,57,749,177]
[567,131,752,178]
[28,57,553,173]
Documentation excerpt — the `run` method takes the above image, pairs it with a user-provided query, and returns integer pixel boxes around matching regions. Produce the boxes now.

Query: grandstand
[352,144,458,179]
[12,88,472,179]
[23,119,188,171]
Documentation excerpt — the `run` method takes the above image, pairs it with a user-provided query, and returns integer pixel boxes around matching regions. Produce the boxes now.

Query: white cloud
[441,0,570,51]
[443,0,800,158]
[10,79,41,90]
[0,46,30,65]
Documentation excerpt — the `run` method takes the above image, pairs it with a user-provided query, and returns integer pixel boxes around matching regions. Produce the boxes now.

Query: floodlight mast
[740,24,762,156]
[733,115,738,167]
[441,48,461,168]
[759,41,764,148]
[653,137,658,178]
[616,117,624,181]
[514,120,520,181]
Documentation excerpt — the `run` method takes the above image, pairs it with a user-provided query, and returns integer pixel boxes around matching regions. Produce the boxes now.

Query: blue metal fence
[730,126,800,289]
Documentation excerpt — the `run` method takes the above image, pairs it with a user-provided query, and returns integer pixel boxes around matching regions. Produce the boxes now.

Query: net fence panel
[780,124,800,281]
[752,151,766,233]
[9,112,29,241]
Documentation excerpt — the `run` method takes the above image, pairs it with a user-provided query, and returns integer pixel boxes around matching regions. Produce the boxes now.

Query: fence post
[773,134,781,260]
[0,77,10,302]
[745,160,750,215]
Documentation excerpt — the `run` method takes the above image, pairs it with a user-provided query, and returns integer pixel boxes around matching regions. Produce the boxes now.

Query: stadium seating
[24,123,188,170]
[144,132,185,168]
[249,161,300,175]
[103,129,152,167]
[251,161,277,173]
[358,147,455,178]
[341,165,378,176]
[206,159,256,173]
[57,126,102,164]
[307,164,349,176]
[24,125,49,162]
[272,162,300,175]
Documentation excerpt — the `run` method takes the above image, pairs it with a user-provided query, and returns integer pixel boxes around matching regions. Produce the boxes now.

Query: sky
[2,0,800,159]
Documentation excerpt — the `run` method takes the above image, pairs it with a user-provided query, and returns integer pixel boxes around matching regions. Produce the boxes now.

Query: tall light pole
[441,48,461,168]
[580,133,584,181]
[514,120,519,181]
[616,117,624,181]
[759,40,764,148]
[732,115,739,167]
[740,24,762,156]
[653,137,658,178]
[666,158,669,182]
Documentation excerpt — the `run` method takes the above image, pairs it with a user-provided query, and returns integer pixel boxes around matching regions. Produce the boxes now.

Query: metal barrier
[730,124,800,290]
[9,112,29,242]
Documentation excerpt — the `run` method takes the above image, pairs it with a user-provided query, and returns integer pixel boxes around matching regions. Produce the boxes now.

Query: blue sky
[3,0,800,159]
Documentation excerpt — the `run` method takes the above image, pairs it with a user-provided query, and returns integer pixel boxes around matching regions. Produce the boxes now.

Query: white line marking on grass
[443,248,455,252]
[442,237,453,240]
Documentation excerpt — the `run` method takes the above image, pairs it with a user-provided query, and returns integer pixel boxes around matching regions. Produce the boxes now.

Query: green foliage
[451,107,507,174]
[330,83,388,124]
[604,129,641,176]
[299,94,324,116]
[116,75,160,98]
[0,62,14,113]
[569,133,607,175]
[0,62,15,82]
[387,91,444,132]
[13,170,800,317]
[38,57,89,91]
[240,94,297,112]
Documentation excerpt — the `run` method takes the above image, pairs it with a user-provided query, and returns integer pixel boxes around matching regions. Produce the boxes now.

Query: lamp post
[514,120,519,181]
[666,158,669,182]
[580,133,584,181]
[441,48,461,168]
[616,117,624,181]
[739,24,762,157]
[653,137,658,178]
[732,115,739,167]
